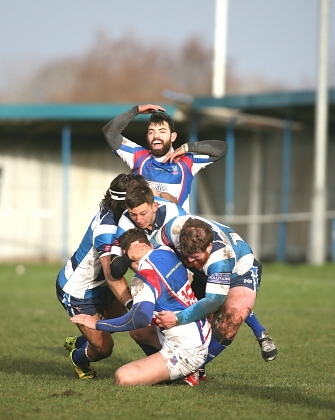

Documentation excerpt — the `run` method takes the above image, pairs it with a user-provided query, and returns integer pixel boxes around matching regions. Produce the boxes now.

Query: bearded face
[181,249,211,270]
[150,139,172,157]
[146,121,174,157]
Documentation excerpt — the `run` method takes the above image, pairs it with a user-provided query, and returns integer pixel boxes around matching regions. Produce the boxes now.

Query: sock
[138,344,159,356]
[75,335,87,349]
[244,311,265,338]
[72,343,91,366]
[203,336,226,367]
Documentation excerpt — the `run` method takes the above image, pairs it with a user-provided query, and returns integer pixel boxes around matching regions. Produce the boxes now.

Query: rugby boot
[183,370,200,386]
[257,331,277,362]
[69,349,97,380]
[64,336,77,352]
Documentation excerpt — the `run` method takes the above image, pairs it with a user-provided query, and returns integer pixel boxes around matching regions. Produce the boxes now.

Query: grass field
[0,262,334,420]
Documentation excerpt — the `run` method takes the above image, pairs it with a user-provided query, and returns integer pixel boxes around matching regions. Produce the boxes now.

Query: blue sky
[1,0,334,93]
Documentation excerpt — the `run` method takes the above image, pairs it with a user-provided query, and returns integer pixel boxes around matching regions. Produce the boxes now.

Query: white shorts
[157,322,211,380]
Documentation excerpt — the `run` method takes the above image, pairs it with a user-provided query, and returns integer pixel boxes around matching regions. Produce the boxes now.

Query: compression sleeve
[102,106,140,150]
[95,301,155,332]
[186,140,228,162]
[176,293,225,325]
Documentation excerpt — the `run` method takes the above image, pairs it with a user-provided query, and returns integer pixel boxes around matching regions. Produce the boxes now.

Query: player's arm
[100,254,132,307]
[156,272,230,328]
[163,140,228,163]
[102,106,139,150]
[151,188,178,204]
[70,276,155,332]
[102,104,166,150]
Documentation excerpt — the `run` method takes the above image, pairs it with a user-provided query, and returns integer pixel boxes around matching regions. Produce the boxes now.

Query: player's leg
[193,286,256,383]
[74,294,127,361]
[216,285,257,342]
[129,324,162,355]
[114,353,170,386]
[244,311,277,361]
[57,284,117,379]
[74,315,114,361]
[241,262,277,361]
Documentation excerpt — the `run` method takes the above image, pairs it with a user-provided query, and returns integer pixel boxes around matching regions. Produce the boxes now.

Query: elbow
[134,312,151,329]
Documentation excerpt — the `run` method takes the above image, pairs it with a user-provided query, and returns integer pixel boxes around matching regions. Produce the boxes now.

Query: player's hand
[150,188,161,197]
[70,314,97,330]
[138,104,166,114]
[151,188,178,204]
[155,310,177,329]
[127,241,150,262]
[162,146,186,163]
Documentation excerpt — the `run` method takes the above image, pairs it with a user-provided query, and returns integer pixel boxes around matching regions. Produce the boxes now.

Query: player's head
[119,228,151,251]
[146,112,177,157]
[179,218,213,270]
[118,228,152,270]
[100,173,147,221]
[125,183,158,229]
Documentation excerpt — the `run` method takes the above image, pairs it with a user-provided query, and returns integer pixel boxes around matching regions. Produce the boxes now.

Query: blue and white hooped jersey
[154,215,255,280]
[56,208,118,299]
[114,137,214,212]
[112,200,187,255]
[133,246,210,345]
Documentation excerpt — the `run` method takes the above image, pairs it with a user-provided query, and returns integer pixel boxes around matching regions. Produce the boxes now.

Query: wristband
[174,314,179,326]
[181,143,188,153]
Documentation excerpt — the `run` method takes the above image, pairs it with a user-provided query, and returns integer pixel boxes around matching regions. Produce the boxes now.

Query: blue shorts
[56,282,116,316]
[230,260,262,293]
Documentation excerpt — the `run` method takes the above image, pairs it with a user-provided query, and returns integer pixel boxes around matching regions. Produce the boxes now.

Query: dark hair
[149,112,175,132]
[99,173,148,221]
[125,183,154,209]
[118,228,150,252]
[179,218,214,254]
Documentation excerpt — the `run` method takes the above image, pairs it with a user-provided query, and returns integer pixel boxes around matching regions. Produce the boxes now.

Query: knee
[224,306,245,326]
[90,339,114,360]
[218,307,245,339]
[114,368,130,386]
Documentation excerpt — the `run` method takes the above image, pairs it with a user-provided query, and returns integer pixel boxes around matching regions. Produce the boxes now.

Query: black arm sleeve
[187,140,228,162]
[102,106,139,151]
[110,254,133,279]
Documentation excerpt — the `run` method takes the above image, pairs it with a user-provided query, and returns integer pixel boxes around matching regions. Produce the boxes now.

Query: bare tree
[0,31,299,104]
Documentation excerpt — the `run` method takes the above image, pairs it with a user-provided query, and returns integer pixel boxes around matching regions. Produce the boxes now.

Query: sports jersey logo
[208,273,231,285]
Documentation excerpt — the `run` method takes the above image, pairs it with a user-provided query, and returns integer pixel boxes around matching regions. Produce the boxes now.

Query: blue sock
[72,343,91,366]
[139,344,159,356]
[203,336,226,367]
[75,335,87,348]
[244,311,265,338]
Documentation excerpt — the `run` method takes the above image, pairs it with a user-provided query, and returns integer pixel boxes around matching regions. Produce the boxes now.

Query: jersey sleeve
[92,213,118,258]
[187,140,228,162]
[176,273,231,325]
[95,277,156,332]
[184,140,227,177]
[111,213,137,256]
[152,215,190,249]
[102,106,139,150]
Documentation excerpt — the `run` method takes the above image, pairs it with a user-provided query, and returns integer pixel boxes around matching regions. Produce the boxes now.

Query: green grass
[0,263,334,420]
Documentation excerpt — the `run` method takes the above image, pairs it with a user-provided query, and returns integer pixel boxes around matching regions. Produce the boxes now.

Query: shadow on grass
[200,380,335,412]
[0,354,132,380]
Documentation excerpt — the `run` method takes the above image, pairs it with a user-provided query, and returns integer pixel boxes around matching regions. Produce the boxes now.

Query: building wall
[1,123,334,263]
